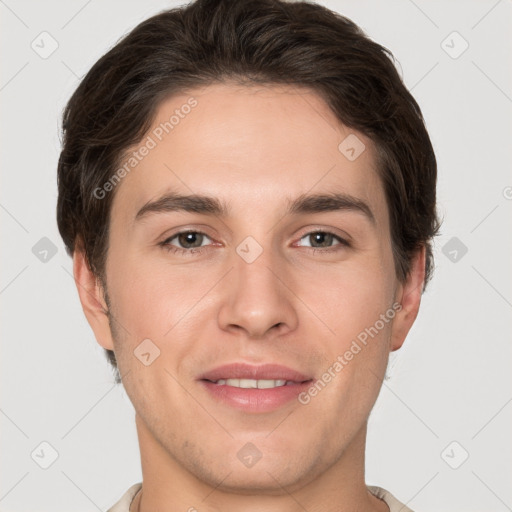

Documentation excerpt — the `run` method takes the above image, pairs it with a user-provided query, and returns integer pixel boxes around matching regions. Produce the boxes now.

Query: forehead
[110,82,388,227]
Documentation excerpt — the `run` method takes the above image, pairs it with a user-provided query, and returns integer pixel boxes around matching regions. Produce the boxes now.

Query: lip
[198,363,312,382]
[198,363,314,413]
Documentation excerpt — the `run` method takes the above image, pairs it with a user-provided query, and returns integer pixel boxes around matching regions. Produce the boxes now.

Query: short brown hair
[57,0,441,376]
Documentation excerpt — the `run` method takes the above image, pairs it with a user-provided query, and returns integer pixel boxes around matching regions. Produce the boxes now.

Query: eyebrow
[134,191,375,225]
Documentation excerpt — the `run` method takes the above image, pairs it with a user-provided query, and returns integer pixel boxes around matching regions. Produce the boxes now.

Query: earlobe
[72,249,114,351]
[390,246,426,352]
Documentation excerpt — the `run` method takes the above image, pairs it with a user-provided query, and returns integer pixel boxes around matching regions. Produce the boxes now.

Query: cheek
[105,249,196,342]
[315,260,395,340]
[311,270,395,411]
[106,249,224,369]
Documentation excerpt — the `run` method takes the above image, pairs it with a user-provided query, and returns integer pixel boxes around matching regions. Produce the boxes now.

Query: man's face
[84,83,415,492]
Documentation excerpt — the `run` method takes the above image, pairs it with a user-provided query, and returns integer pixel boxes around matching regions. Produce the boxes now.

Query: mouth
[198,363,314,412]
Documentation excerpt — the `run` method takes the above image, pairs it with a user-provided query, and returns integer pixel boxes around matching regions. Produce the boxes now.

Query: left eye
[163,231,212,250]
[297,231,348,249]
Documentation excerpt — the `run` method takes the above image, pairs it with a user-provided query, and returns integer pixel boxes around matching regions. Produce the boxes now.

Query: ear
[390,245,426,352]
[73,248,114,351]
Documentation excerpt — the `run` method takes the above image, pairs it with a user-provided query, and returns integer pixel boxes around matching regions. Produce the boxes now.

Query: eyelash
[158,229,350,256]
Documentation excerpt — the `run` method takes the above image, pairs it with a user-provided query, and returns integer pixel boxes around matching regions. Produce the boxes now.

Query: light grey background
[1,1,511,511]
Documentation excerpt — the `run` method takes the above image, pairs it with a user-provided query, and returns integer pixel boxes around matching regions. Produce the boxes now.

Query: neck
[133,413,388,512]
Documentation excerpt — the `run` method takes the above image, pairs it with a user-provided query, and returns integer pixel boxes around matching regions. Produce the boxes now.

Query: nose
[217,247,298,339]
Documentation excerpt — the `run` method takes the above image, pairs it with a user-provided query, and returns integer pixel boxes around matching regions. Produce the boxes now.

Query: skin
[74,83,425,512]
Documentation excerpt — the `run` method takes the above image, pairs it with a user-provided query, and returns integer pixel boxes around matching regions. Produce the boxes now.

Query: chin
[202,467,308,496]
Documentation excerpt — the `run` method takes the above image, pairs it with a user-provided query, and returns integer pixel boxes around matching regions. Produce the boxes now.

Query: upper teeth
[214,378,289,388]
